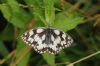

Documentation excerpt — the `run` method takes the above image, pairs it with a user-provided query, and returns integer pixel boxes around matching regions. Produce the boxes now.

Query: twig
[0,50,16,64]
[67,51,100,66]
[13,27,18,49]
[12,46,32,66]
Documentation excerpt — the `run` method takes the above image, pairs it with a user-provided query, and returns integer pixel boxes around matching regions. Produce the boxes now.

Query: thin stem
[67,51,100,66]
[12,46,32,66]
[0,50,16,64]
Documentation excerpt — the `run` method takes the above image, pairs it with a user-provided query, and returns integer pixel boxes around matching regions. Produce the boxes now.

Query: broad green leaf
[44,0,55,26]
[0,0,32,28]
[43,53,55,66]
[53,11,84,31]
[24,0,45,25]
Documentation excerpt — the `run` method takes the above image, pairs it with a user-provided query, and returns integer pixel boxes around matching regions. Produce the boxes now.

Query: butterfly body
[44,28,53,44]
[21,27,73,54]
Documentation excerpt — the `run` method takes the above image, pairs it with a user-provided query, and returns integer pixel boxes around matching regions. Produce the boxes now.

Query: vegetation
[0,0,100,66]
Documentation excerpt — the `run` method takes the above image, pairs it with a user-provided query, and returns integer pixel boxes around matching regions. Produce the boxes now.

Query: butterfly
[21,27,73,54]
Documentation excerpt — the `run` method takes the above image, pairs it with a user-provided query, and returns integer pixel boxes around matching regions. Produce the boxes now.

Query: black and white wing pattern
[21,27,73,54]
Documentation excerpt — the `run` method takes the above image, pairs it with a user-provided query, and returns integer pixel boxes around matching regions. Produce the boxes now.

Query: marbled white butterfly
[21,27,73,54]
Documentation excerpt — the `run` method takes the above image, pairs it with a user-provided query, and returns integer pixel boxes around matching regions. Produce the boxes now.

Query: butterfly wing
[47,29,73,54]
[21,28,48,54]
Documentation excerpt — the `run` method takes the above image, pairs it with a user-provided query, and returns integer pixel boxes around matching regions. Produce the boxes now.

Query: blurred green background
[0,0,100,66]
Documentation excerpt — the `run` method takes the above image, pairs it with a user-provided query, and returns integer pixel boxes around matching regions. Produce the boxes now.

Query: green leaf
[24,0,45,25]
[42,53,55,66]
[0,0,32,28]
[44,0,55,26]
[53,11,84,31]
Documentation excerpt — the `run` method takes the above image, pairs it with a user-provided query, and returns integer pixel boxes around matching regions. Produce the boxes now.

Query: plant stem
[67,51,100,66]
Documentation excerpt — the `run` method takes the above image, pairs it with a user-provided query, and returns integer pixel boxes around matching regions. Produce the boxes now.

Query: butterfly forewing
[21,27,73,54]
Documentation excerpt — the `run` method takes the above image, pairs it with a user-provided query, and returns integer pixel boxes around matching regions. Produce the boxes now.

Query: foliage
[0,0,100,66]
